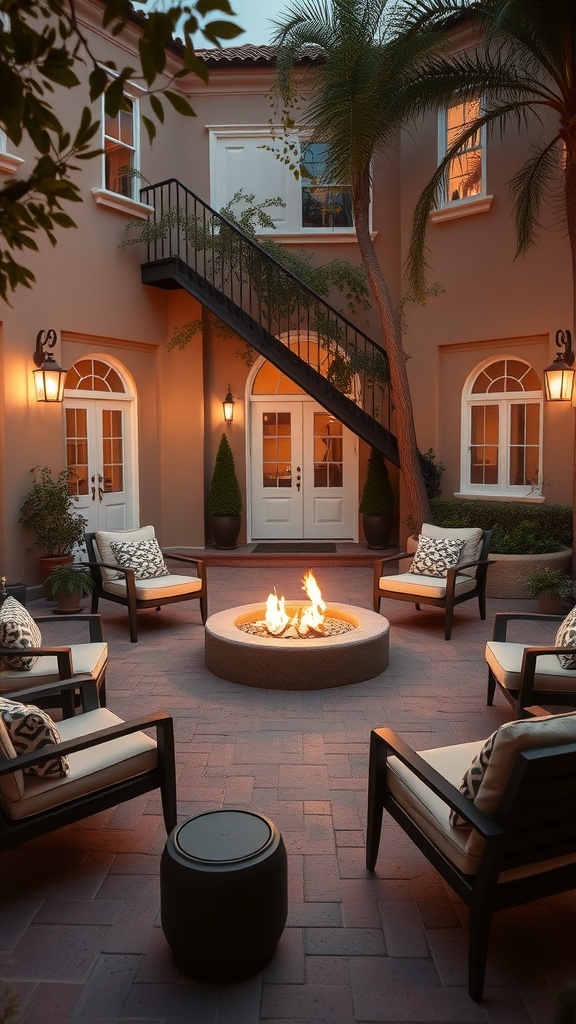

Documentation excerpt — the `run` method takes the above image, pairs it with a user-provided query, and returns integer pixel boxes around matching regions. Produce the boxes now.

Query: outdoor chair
[486,611,576,718]
[84,527,207,642]
[366,712,576,1001]
[373,525,494,640]
[0,675,177,850]
[0,610,107,717]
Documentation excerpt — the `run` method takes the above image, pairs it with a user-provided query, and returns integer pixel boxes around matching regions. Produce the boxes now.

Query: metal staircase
[139,179,399,465]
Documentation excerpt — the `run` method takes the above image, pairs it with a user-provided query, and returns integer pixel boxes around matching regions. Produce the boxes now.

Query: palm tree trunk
[353,167,431,532]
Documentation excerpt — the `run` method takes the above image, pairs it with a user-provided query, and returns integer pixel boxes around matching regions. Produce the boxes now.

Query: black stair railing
[140,179,397,463]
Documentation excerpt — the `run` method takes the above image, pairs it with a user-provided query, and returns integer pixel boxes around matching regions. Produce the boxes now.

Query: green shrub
[429,498,572,554]
[208,434,242,516]
[359,450,394,515]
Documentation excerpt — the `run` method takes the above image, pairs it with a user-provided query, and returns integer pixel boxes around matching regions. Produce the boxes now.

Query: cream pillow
[94,526,156,581]
[422,524,483,576]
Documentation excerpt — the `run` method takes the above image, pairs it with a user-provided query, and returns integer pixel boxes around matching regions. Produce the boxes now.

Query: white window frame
[91,75,153,219]
[208,126,364,243]
[432,99,493,223]
[101,89,139,200]
[460,357,544,499]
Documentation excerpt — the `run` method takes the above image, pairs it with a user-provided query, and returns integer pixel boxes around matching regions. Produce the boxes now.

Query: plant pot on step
[210,515,242,551]
[362,514,394,550]
[208,434,242,551]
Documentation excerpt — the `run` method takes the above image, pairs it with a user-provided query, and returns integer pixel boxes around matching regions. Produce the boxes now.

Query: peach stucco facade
[0,3,573,590]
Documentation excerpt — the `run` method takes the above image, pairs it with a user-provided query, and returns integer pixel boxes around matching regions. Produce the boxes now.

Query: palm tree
[403,0,576,541]
[271,0,446,532]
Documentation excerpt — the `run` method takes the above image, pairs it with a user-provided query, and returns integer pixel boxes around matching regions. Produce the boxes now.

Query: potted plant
[359,449,394,549]
[19,466,87,580]
[208,433,242,549]
[44,563,94,613]
[524,566,574,614]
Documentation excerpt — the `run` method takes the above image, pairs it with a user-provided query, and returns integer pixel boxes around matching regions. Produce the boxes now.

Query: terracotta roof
[195,43,324,67]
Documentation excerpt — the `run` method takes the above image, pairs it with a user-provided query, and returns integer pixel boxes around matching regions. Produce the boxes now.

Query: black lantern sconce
[544,329,575,402]
[223,385,236,426]
[32,329,67,403]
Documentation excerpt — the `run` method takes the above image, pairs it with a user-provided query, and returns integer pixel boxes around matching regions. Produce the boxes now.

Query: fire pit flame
[258,570,327,639]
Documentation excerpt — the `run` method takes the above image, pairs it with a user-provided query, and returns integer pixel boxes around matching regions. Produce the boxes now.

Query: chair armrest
[32,613,104,643]
[0,645,74,679]
[0,674,100,711]
[374,551,413,577]
[515,645,576,711]
[0,710,173,777]
[449,557,496,575]
[371,727,503,839]
[161,551,205,572]
[492,611,565,642]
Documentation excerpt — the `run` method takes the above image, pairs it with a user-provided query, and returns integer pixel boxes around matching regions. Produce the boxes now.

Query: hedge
[429,498,573,554]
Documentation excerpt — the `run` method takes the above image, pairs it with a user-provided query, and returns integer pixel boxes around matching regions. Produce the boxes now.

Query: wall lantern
[223,385,236,426]
[544,329,575,402]
[32,329,67,403]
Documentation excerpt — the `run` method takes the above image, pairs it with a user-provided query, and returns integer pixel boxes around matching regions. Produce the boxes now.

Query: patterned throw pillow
[0,596,42,670]
[449,729,498,827]
[110,538,169,580]
[0,697,69,777]
[410,535,465,578]
[555,605,576,669]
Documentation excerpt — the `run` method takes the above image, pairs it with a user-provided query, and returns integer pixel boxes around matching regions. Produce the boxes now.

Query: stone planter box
[486,547,573,600]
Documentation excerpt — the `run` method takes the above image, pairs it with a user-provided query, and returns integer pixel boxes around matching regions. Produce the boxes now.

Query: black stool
[160,809,287,982]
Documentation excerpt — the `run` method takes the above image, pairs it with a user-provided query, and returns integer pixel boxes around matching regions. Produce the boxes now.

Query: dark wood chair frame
[366,726,576,1001]
[373,530,494,640]
[0,613,107,717]
[84,533,207,643]
[0,675,177,850]
[487,611,576,718]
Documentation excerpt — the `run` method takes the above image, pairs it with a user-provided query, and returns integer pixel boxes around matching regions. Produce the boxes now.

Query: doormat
[252,543,337,554]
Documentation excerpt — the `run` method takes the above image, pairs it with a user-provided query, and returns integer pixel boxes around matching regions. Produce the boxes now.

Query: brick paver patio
[1,561,575,1024]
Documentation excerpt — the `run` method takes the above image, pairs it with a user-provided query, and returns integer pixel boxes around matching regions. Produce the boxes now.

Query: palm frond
[509,136,563,255]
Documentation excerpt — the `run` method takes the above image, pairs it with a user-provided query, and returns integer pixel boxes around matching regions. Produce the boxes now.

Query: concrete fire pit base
[204,604,389,689]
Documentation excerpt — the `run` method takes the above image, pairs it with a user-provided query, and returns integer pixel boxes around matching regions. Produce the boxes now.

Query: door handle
[91,475,96,501]
[296,472,301,492]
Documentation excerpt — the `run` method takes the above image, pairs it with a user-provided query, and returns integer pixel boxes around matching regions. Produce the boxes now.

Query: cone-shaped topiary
[359,449,393,515]
[208,433,242,516]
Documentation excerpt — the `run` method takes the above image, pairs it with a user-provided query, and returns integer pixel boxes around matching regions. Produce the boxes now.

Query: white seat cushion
[379,572,477,600]
[1,708,157,820]
[103,574,203,601]
[0,643,108,690]
[486,641,576,693]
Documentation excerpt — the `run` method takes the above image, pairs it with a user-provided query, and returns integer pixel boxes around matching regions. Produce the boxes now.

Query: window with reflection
[314,413,343,487]
[442,98,484,204]
[463,358,542,495]
[301,143,353,229]
[262,412,292,488]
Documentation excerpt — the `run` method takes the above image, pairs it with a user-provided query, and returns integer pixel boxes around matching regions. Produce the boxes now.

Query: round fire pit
[204,603,389,689]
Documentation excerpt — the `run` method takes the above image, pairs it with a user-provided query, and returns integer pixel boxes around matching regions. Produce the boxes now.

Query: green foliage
[359,450,394,516]
[524,567,573,600]
[419,448,445,500]
[208,434,242,517]
[0,0,241,301]
[430,498,573,554]
[44,563,94,598]
[18,466,87,556]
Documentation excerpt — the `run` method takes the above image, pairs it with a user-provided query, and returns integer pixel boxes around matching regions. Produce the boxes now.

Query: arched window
[462,357,543,497]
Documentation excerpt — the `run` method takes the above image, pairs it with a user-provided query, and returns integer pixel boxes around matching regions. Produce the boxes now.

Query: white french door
[250,398,357,540]
[64,397,136,534]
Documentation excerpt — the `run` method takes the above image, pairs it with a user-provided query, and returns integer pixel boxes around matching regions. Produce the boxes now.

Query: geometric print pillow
[110,538,169,580]
[411,535,465,579]
[0,596,42,670]
[449,728,499,827]
[555,605,576,669]
[0,696,69,777]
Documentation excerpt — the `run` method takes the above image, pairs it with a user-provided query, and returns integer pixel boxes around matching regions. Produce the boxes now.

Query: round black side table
[160,808,287,982]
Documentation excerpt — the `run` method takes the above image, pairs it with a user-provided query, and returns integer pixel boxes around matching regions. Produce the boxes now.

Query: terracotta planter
[536,593,563,615]
[38,554,74,583]
[52,591,84,614]
[210,515,241,550]
[486,548,573,599]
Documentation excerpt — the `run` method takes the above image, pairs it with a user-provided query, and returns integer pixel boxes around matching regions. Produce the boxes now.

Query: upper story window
[300,143,353,229]
[103,95,137,199]
[440,97,485,206]
[461,358,543,498]
[209,128,358,241]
